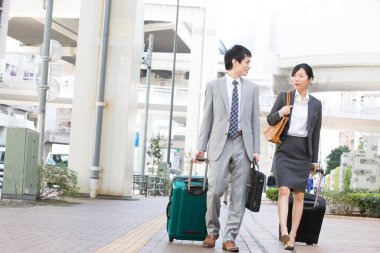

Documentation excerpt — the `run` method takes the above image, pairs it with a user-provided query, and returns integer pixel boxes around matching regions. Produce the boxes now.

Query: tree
[147,135,163,166]
[343,166,352,192]
[325,146,350,175]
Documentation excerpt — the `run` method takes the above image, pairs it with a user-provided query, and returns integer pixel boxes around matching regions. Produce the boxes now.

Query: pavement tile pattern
[0,196,379,253]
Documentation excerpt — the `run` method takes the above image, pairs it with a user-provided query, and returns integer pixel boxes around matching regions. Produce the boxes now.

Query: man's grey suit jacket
[196,76,260,161]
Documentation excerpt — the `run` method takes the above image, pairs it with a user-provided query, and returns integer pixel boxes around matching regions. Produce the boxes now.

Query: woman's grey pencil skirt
[274,135,311,192]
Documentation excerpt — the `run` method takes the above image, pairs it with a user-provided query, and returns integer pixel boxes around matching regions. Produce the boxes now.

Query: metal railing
[322,105,380,119]
[132,175,168,197]
[1,79,380,119]
[0,76,74,97]
[138,85,188,106]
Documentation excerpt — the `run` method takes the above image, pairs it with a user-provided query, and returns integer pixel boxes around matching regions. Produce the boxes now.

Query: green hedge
[322,191,380,218]
[266,188,279,202]
[265,187,380,217]
[351,192,380,217]
[39,165,79,199]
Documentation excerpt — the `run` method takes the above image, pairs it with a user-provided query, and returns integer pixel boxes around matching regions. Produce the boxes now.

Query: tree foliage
[325,145,350,175]
[343,166,352,192]
[147,135,163,165]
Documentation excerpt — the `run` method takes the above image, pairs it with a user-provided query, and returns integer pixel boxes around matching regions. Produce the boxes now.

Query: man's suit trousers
[205,135,250,241]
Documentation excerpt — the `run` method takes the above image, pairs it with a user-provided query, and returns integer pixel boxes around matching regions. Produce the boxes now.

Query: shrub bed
[40,165,79,199]
[265,188,380,218]
[322,191,380,218]
[266,188,279,202]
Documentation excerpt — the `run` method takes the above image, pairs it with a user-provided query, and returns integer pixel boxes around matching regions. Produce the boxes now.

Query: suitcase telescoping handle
[314,168,324,208]
[189,158,208,192]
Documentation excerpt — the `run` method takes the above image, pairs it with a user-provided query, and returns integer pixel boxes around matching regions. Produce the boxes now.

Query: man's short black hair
[224,45,252,70]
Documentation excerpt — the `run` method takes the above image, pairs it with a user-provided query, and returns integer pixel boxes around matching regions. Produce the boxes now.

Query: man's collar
[226,73,241,85]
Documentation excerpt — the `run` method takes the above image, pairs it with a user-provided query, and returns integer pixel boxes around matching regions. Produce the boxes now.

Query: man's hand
[252,153,259,163]
[192,150,205,163]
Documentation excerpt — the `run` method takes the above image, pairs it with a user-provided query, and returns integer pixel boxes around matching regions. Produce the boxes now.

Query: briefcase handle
[251,159,259,171]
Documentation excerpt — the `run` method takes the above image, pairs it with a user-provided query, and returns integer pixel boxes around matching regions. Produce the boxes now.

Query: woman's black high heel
[284,236,295,250]
[284,244,294,250]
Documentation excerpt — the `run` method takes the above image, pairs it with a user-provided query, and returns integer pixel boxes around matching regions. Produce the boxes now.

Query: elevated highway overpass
[1,82,379,133]
[275,53,380,93]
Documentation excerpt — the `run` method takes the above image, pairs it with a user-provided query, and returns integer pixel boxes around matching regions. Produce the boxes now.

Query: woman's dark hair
[224,45,251,70]
[292,63,314,80]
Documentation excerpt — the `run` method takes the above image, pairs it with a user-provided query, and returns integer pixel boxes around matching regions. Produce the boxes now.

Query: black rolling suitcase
[245,160,265,212]
[280,169,326,245]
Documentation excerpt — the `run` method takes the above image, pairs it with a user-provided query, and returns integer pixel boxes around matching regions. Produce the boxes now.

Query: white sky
[215,0,359,165]
[216,0,330,48]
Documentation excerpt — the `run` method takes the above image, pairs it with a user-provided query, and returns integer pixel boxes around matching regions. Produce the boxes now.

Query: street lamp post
[140,34,154,176]
[37,0,54,164]
[167,0,180,172]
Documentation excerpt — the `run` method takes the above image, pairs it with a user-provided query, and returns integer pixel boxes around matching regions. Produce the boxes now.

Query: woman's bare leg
[287,191,305,247]
[277,186,291,236]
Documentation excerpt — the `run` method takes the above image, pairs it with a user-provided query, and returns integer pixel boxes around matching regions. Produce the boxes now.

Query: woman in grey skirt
[267,63,322,250]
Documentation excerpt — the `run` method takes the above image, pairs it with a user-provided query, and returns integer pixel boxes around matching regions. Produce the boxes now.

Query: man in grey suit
[194,45,260,252]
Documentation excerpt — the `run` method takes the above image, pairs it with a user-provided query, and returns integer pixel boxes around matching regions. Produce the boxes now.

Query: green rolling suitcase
[166,159,208,242]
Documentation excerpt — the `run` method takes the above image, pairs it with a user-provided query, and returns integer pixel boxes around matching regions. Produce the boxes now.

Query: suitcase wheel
[169,237,174,243]
[306,242,313,245]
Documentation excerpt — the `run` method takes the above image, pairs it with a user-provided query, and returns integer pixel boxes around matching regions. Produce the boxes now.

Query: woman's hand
[311,163,318,172]
[279,105,292,116]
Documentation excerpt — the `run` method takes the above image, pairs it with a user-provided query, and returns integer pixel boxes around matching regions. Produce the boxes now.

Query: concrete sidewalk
[0,196,379,253]
[141,199,380,253]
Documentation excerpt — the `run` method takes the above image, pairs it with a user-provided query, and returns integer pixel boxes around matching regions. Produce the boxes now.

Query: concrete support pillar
[69,0,144,197]
[0,0,10,77]
[185,3,218,155]
[0,0,10,58]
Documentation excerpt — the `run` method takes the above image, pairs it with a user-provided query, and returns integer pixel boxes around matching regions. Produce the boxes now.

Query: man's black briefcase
[245,160,265,212]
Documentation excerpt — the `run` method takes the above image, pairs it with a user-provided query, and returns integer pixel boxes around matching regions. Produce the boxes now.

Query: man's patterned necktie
[228,80,239,138]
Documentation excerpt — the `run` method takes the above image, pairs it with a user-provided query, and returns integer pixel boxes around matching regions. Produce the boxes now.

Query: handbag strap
[282,91,290,118]
[286,91,290,106]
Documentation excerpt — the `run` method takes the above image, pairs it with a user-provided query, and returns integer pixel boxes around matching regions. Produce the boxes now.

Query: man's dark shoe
[202,235,219,248]
[222,240,239,252]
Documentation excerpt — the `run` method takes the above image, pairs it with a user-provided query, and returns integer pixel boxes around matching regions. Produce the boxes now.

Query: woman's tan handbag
[263,91,290,144]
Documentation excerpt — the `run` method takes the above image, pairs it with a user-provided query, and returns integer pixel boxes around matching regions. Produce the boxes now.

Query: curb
[325,214,380,221]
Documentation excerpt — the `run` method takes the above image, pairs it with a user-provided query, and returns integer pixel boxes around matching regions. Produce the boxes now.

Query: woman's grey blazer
[267,90,322,163]
[196,76,260,161]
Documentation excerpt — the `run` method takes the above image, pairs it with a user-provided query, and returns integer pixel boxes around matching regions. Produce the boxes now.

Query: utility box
[2,128,40,201]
